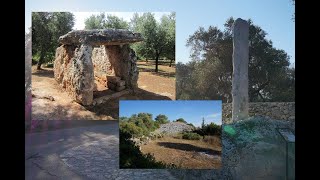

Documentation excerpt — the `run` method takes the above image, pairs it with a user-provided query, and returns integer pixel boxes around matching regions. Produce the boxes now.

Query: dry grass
[140,136,221,169]
[30,63,175,121]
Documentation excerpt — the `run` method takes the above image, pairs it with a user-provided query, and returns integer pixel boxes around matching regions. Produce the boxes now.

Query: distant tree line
[177,17,295,102]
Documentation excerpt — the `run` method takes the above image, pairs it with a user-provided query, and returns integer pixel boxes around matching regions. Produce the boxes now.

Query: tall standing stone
[71,44,94,105]
[232,18,249,121]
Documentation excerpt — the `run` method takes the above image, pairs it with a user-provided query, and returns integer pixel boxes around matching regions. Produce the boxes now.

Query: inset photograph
[119,100,222,169]
[29,12,175,121]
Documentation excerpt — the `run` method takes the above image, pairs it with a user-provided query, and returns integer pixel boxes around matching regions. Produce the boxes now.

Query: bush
[202,135,221,145]
[120,130,177,169]
[182,132,201,140]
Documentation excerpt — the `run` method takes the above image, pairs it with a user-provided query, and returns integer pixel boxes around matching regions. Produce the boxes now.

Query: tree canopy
[32,12,75,69]
[84,13,129,30]
[130,12,176,72]
[177,17,295,102]
[155,114,170,124]
[175,118,187,124]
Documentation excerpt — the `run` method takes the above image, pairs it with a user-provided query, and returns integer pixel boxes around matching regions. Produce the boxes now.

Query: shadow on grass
[31,88,172,121]
[157,142,221,155]
[138,66,175,78]
[31,68,54,78]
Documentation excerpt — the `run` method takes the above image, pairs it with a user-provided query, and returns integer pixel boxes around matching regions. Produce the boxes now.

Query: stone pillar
[105,45,139,91]
[71,44,94,105]
[232,18,249,122]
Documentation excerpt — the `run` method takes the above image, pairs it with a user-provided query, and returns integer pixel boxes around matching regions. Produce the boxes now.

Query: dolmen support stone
[53,29,143,105]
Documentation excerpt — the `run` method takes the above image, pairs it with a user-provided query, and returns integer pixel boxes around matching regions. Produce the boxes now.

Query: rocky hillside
[158,122,194,134]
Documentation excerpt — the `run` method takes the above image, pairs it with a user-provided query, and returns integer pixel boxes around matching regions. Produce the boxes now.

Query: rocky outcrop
[158,122,195,134]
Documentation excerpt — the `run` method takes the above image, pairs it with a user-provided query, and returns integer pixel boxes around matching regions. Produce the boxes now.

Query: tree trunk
[169,59,174,67]
[37,52,44,70]
[155,54,159,72]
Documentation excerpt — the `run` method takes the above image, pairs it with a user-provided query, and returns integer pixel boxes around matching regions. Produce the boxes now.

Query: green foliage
[84,13,129,30]
[177,17,295,102]
[130,12,175,72]
[186,123,195,128]
[204,123,222,136]
[155,114,170,124]
[120,113,159,137]
[175,118,187,124]
[84,13,105,29]
[182,132,201,140]
[119,121,144,138]
[32,12,75,69]
[120,130,176,168]
[193,122,221,137]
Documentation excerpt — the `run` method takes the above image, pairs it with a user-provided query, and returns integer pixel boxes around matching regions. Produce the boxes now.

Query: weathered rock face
[223,102,295,124]
[53,29,142,105]
[168,117,295,179]
[92,46,114,79]
[54,44,94,105]
[232,18,250,122]
[59,29,143,46]
[158,122,194,134]
[221,117,295,179]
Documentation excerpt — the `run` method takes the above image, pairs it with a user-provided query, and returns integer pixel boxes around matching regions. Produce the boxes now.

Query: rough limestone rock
[59,29,143,46]
[232,18,250,122]
[169,117,295,180]
[158,122,194,134]
[223,102,295,123]
[221,117,295,179]
[54,29,142,105]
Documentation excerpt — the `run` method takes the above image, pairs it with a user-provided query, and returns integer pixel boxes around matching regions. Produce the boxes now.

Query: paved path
[25,121,177,180]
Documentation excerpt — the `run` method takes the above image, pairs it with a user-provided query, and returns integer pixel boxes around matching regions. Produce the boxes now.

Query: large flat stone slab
[59,29,143,46]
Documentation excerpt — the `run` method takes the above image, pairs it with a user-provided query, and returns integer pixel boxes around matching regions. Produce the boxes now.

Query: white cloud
[205,112,222,118]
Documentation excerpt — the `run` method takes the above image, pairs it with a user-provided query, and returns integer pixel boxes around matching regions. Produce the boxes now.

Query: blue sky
[119,100,222,127]
[26,0,295,65]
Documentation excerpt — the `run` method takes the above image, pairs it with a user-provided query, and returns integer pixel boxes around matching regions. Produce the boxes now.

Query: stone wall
[222,102,295,124]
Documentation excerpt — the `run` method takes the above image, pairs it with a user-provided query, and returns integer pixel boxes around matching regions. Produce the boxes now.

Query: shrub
[202,135,221,145]
[182,132,201,140]
[120,130,177,169]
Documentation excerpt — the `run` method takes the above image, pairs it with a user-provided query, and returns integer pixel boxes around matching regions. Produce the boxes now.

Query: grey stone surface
[92,89,130,105]
[105,45,139,90]
[157,122,194,134]
[53,44,94,105]
[71,44,94,105]
[92,46,114,78]
[59,29,143,46]
[220,117,295,179]
[54,30,140,105]
[232,18,250,122]
[223,102,295,123]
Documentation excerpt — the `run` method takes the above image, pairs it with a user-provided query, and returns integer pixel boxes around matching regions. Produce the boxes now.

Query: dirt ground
[31,62,175,120]
[140,136,222,169]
